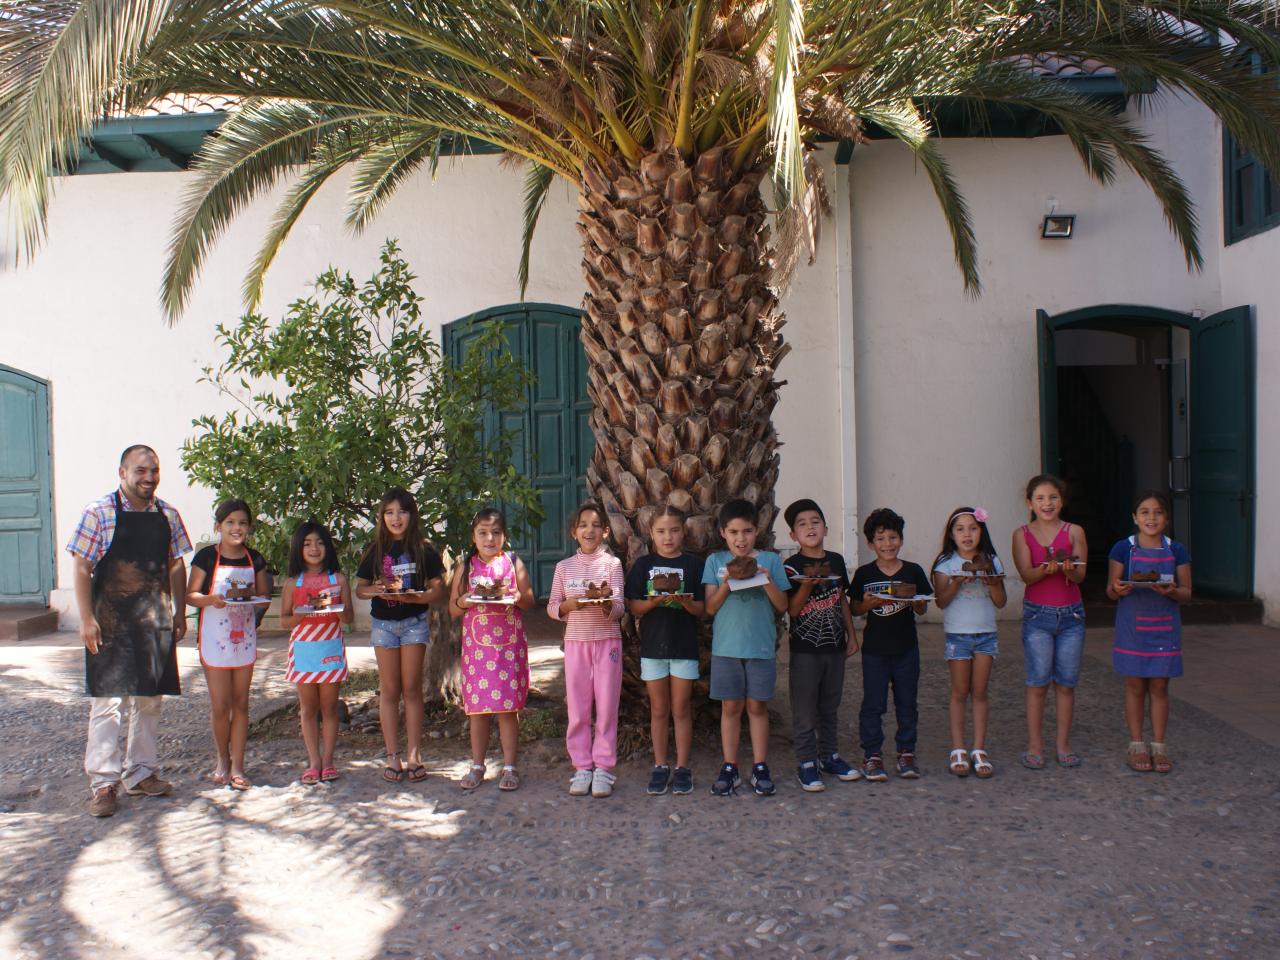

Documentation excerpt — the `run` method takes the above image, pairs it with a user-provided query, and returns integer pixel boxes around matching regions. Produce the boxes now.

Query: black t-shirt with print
[356,539,445,621]
[624,552,706,660]
[785,550,851,655]
[848,560,932,657]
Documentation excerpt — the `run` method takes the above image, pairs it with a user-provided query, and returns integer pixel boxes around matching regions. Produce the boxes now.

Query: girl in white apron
[280,522,354,785]
[186,500,270,790]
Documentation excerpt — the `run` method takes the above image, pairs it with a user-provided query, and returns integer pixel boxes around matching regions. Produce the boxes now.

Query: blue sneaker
[646,764,671,795]
[820,753,862,781]
[710,763,741,796]
[750,762,776,796]
[861,754,889,782]
[796,761,825,792]
[671,766,694,795]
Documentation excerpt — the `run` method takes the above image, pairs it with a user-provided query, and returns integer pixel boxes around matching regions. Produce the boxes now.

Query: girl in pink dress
[279,522,353,785]
[448,508,534,791]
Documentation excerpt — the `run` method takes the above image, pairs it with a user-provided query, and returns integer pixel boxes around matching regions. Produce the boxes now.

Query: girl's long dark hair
[464,507,509,580]
[1024,473,1068,521]
[215,498,254,527]
[932,506,1000,572]
[288,521,341,577]
[567,500,614,554]
[362,488,428,579]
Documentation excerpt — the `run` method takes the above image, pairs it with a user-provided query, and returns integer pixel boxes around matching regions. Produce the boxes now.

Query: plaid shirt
[66,489,193,567]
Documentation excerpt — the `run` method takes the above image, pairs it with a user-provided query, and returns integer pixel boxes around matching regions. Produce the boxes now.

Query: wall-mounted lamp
[1041,214,1076,238]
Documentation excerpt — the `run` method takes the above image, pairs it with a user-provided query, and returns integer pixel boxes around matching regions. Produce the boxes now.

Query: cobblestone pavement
[0,622,1276,960]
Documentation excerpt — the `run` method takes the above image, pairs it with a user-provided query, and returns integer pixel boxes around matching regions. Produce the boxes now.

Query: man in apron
[67,445,193,817]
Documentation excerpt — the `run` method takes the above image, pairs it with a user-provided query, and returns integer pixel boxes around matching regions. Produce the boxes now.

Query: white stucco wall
[0,150,838,624]
[844,93,1271,619]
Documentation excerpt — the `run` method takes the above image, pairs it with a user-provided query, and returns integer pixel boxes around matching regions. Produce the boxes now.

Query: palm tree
[3,1,1279,565]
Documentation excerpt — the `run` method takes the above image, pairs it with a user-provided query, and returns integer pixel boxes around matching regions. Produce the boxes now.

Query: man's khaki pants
[85,696,161,791]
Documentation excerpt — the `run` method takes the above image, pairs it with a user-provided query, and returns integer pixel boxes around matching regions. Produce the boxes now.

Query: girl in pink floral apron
[279,522,353,785]
[186,500,270,790]
[448,508,535,791]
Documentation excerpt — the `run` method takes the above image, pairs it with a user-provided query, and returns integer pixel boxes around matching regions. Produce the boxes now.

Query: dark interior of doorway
[1054,323,1183,601]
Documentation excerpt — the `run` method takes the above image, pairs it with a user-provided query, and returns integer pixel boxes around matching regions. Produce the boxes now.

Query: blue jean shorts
[1021,601,1085,687]
[640,657,700,682]
[944,632,999,661]
[709,655,776,701]
[370,612,431,649]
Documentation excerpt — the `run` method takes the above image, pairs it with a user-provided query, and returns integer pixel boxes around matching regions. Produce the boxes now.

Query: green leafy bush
[182,240,541,574]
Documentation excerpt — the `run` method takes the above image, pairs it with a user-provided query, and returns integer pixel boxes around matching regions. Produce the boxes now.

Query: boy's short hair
[863,507,905,542]
[718,498,758,530]
[784,498,826,530]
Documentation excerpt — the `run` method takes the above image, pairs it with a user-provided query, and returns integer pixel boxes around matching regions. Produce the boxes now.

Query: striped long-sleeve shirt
[547,549,625,642]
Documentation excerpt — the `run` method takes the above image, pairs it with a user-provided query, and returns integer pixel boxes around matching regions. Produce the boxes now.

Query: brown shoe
[88,785,118,818]
[125,774,173,797]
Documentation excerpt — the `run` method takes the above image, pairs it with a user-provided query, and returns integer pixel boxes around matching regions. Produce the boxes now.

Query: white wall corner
[834,159,858,561]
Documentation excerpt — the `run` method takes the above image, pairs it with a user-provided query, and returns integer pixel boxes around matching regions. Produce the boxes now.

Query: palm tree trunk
[578,147,787,565]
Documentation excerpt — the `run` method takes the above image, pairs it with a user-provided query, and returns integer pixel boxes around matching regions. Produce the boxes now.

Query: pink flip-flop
[320,766,340,782]
[301,768,321,785]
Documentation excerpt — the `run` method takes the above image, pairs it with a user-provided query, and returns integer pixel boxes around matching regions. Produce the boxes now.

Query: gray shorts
[709,655,777,702]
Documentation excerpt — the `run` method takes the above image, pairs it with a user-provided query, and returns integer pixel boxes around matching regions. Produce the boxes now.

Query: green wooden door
[444,305,590,597]
[0,366,53,605]
[1036,309,1060,474]
[1190,306,1255,597]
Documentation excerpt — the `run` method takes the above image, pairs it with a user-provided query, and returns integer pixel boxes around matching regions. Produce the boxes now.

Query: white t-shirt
[933,553,1004,634]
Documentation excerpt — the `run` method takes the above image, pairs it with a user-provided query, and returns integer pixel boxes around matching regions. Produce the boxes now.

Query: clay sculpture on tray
[470,579,507,600]
[1129,571,1161,582]
[888,581,918,599]
[801,560,832,579]
[380,573,406,593]
[650,572,682,594]
[726,555,758,580]
[583,580,613,599]
[313,590,335,609]
[225,582,255,601]
[1046,548,1079,565]
[962,555,997,575]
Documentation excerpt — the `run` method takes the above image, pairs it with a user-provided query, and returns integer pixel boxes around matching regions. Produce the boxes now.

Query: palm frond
[517,160,557,298]
[766,0,806,207]
[346,129,445,235]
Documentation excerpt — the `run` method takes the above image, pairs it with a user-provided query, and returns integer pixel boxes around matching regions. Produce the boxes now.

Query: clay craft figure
[380,573,406,593]
[224,581,255,601]
[313,590,335,609]
[802,560,832,579]
[1129,571,1161,582]
[470,579,507,600]
[888,581,918,599]
[962,555,997,575]
[726,555,758,580]
[1046,547,1079,565]
[649,572,682,594]
[583,580,613,599]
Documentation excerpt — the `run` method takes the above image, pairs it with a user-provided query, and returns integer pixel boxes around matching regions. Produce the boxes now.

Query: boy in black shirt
[849,508,932,781]
[784,499,860,792]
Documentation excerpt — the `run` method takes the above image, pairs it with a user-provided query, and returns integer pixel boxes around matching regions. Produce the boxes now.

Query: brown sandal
[498,765,520,791]
[1150,743,1173,774]
[460,763,485,791]
[1126,741,1153,772]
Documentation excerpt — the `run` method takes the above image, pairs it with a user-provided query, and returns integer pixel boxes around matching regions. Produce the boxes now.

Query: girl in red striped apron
[186,499,270,790]
[1106,491,1192,775]
[280,522,353,785]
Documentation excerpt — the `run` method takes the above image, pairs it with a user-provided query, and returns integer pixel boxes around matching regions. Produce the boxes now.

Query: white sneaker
[569,768,593,796]
[591,768,616,798]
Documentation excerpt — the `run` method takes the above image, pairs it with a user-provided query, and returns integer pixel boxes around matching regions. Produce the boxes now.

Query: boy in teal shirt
[703,498,790,795]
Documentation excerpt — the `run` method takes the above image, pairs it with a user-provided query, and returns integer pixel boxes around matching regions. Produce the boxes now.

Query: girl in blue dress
[1106,491,1192,774]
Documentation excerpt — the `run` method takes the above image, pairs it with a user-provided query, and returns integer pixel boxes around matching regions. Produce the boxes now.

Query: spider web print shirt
[785,551,851,655]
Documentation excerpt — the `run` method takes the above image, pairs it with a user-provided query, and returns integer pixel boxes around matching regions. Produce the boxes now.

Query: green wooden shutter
[0,366,53,604]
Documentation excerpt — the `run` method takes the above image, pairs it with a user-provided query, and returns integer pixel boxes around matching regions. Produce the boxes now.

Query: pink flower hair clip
[973,508,989,523]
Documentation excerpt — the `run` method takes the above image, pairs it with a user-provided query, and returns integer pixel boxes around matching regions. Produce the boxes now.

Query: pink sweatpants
[563,637,623,770]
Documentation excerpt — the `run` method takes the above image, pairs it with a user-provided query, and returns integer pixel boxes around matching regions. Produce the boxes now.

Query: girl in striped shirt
[280,522,353,785]
[547,502,625,798]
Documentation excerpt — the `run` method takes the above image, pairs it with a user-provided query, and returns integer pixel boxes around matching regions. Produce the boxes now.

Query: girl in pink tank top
[1011,475,1088,772]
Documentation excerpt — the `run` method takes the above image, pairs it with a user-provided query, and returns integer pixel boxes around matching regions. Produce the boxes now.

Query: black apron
[86,492,181,697]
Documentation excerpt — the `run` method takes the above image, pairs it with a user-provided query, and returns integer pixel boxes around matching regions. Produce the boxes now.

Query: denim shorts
[709,655,776,701]
[944,632,999,661]
[370,612,431,649]
[1021,601,1085,687]
[640,657,700,682]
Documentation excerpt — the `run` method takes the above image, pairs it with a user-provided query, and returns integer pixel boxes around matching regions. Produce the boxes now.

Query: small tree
[182,240,541,699]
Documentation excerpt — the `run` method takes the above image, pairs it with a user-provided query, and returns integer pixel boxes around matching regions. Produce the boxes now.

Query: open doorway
[1038,304,1256,599]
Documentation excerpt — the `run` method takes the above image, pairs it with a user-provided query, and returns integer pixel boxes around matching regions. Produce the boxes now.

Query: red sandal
[301,768,321,785]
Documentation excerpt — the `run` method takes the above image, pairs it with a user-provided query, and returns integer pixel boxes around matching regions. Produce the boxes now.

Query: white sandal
[948,748,970,777]
[970,748,994,779]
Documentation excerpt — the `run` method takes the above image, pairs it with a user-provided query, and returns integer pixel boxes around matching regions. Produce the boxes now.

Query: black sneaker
[646,764,672,795]
[861,754,889,782]
[671,767,694,795]
[750,762,776,796]
[710,763,741,796]
[896,751,921,779]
